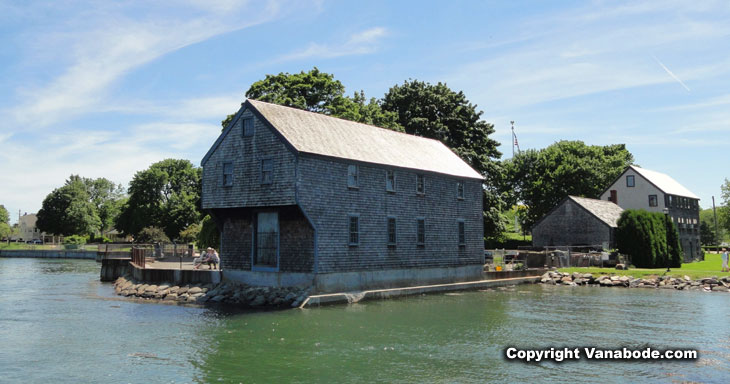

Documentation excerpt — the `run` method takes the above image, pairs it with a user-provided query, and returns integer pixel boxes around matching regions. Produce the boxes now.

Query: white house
[599,165,700,261]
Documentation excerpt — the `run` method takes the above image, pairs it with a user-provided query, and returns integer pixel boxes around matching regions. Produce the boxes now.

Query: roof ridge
[247,98,449,146]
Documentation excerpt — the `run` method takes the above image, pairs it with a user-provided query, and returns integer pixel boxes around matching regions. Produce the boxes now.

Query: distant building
[201,99,485,292]
[532,196,624,249]
[11,213,45,242]
[599,165,701,261]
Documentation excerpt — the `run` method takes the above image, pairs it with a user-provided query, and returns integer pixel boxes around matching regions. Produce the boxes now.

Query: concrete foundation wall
[130,264,221,285]
[0,250,97,259]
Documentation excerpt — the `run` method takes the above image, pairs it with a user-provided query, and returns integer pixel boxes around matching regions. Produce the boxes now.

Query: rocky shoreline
[113,276,310,308]
[541,271,730,292]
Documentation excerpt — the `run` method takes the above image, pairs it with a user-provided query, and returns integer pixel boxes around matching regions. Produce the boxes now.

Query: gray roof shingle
[569,196,624,227]
[245,99,484,179]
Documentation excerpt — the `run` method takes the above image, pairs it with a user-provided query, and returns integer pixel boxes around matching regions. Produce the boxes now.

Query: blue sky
[1,0,729,223]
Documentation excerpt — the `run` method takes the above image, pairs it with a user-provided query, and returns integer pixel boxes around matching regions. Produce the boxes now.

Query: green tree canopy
[221,67,401,131]
[381,80,504,237]
[37,177,101,236]
[196,215,220,250]
[721,178,730,237]
[115,159,202,241]
[504,141,634,229]
[0,204,9,224]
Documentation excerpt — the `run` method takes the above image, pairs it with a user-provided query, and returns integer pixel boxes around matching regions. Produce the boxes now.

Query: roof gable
[245,99,484,180]
[629,165,699,199]
[568,196,624,227]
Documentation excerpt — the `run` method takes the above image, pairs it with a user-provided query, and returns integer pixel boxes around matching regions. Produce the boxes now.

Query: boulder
[250,295,266,306]
[615,264,627,270]
[164,293,178,301]
[177,286,189,295]
[188,286,203,295]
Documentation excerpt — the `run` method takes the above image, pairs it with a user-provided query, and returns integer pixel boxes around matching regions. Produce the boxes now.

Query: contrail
[652,55,690,92]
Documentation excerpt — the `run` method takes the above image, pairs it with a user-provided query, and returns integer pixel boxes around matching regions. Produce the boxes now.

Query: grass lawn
[559,253,730,280]
[503,232,531,242]
[0,243,100,251]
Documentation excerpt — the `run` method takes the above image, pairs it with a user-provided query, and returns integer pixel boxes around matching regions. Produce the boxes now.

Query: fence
[485,246,627,270]
[127,243,195,269]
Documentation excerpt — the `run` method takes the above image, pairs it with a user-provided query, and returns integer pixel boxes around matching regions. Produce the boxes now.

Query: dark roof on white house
[568,196,624,227]
[202,99,484,180]
[628,165,699,199]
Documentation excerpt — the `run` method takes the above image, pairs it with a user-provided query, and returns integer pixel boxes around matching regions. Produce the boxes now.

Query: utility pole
[511,121,515,158]
[713,196,719,247]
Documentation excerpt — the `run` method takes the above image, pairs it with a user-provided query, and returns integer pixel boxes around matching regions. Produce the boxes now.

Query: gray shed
[532,196,624,249]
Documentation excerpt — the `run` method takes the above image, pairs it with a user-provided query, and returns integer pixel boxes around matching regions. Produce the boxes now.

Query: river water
[1,258,729,383]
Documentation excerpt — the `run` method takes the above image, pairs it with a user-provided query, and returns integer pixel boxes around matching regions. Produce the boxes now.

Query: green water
[1,258,729,383]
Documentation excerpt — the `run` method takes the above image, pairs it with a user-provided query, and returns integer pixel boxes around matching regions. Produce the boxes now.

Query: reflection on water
[1,258,730,383]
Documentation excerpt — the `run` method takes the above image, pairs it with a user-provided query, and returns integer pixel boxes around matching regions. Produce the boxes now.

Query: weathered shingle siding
[532,199,612,247]
[202,108,296,209]
[216,207,315,272]
[297,156,484,273]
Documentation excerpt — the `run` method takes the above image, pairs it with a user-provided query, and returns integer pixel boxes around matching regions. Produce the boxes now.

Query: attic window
[243,118,254,137]
[626,175,635,187]
[457,182,465,200]
[416,174,425,195]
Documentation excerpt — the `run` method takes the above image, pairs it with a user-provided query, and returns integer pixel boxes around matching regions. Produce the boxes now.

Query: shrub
[616,209,682,268]
[135,226,171,244]
[63,235,87,245]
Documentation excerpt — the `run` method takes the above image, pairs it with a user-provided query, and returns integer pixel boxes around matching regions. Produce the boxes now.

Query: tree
[700,221,716,246]
[196,215,220,250]
[66,175,126,234]
[721,178,730,237]
[37,177,101,236]
[0,204,9,225]
[381,80,504,238]
[179,223,201,244]
[616,209,681,268]
[222,67,402,131]
[504,141,634,229]
[116,159,202,241]
[135,226,171,244]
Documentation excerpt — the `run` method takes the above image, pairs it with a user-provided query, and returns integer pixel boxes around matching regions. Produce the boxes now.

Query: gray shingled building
[201,99,485,292]
[532,196,624,249]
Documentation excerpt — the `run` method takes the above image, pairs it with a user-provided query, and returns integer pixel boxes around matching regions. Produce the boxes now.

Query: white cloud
[277,27,388,61]
[4,1,285,129]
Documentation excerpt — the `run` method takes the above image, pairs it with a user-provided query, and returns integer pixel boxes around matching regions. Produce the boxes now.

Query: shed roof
[241,99,484,179]
[629,165,698,199]
[568,196,624,227]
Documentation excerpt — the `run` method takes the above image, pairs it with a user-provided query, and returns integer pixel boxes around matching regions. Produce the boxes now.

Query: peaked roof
[203,99,484,180]
[628,165,699,199]
[568,196,624,227]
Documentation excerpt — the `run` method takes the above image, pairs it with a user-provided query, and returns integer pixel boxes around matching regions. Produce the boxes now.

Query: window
[348,215,359,246]
[347,165,359,189]
[416,174,425,195]
[243,118,254,137]
[386,170,396,192]
[457,182,464,199]
[648,195,658,207]
[387,217,397,246]
[626,175,635,187]
[261,159,273,184]
[222,162,233,186]
[458,220,465,246]
[417,218,425,246]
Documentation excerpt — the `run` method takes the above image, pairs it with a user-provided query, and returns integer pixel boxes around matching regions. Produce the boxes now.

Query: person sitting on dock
[203,247,219,270]
[193,252,205,270]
